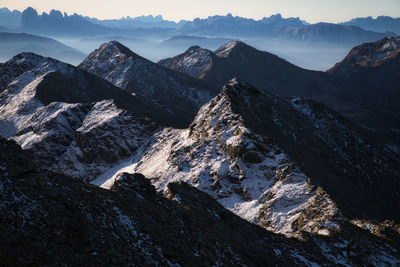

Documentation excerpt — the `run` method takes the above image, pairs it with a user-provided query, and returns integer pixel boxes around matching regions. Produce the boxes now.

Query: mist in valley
[50,35,350,71]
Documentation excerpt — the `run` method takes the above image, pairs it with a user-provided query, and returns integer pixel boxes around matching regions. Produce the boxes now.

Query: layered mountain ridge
[159,39,400,143]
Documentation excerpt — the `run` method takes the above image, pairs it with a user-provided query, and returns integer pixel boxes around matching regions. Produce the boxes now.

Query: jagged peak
[86,41,149,63]
[7,52,77,70]
[214,40,250,58]
[1,52,75,82]
[221,77,261,97]
[184,45,213,55]
[8,52,48,64]
[99,40,138,56]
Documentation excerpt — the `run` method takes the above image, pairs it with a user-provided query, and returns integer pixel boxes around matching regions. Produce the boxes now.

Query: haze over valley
[0,7,398,69]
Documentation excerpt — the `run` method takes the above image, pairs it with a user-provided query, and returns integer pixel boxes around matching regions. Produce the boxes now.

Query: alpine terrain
[0,37,399,266]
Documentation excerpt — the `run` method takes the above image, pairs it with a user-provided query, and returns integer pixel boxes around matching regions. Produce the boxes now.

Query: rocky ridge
[97,78,400,240]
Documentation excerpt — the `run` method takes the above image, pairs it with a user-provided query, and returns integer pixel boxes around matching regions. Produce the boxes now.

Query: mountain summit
[79,41,217,126]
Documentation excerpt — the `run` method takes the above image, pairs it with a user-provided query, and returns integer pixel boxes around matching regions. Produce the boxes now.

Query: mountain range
[0,25,399,265]
[342,16,400,35]
[0,7,397,42]
[0,7,398,71]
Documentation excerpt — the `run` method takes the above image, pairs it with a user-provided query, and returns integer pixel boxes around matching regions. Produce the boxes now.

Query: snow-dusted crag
[79,41,217,125]
[0,53,162,180]
[158,45,217,79]
[98,78,400,240]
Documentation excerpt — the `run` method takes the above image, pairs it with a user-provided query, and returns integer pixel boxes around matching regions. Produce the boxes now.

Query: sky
[0,0,399,23]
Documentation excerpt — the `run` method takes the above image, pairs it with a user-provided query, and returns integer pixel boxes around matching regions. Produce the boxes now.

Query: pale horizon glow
[0,0,399,23]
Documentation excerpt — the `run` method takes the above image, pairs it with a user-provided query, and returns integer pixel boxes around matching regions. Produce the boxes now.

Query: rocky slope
[79,41,217,122]
[159,40,400,143]
[98,79,400,241]
[0,53,179,180]
[1,137,399,266]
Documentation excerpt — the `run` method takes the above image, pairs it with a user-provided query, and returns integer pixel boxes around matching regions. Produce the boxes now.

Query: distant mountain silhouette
[0,8,21,29]
[0,7,395,48]
[86,14,186,29]
[342,16,400,35]
[19,7,113,36]
[179,15,394,46]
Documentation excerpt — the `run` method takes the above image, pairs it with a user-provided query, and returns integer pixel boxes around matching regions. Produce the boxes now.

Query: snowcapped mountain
[158,45,219,79]
[96,78,400,240]
[79,41,217,122]
[159,40,400,143]
[0,52,182,180]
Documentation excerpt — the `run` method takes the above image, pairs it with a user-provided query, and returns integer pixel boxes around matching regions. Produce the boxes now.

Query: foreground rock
[0,138,399,265]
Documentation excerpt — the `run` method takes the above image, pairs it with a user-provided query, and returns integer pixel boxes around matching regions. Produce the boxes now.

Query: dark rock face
[0,138,399,266]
